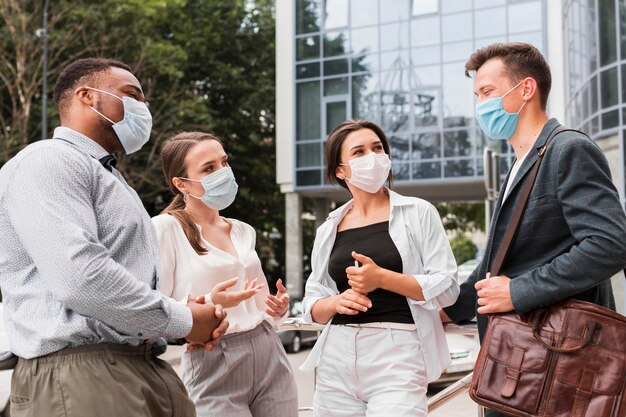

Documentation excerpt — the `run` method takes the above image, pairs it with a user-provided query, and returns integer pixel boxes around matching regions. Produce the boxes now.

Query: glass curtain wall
[295,0,546,188]
[565,0,626,208]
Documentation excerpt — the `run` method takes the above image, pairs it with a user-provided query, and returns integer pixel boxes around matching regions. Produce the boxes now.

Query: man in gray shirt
[0,58,228,416]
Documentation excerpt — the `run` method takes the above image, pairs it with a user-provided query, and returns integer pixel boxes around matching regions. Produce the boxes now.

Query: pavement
[162,345,478,416]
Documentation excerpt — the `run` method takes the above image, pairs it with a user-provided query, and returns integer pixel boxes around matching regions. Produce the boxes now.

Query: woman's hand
[334,288,372,315]
[265,279,290,318]
[210,277,264,309]
[346,251,383,294]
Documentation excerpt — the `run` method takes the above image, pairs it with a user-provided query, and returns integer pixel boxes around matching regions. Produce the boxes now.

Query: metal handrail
[280,318,483,415]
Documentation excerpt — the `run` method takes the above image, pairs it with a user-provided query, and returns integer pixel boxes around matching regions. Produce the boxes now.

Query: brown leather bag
[469,127,626,417]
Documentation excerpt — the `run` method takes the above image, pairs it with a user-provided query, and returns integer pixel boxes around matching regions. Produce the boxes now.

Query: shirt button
[138,333,143,337]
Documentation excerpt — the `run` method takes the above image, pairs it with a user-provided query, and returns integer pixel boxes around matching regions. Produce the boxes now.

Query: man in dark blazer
[441,43,626,417]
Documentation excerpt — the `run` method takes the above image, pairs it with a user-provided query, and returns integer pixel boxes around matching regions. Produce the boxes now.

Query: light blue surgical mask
[182,167,238,211]
[86,87,153,154]
[475,80,526,140]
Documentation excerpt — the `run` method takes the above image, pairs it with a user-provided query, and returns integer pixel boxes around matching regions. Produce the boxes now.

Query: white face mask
[180,167,239,211]
[340,152,391,193]
[85,87,152,155]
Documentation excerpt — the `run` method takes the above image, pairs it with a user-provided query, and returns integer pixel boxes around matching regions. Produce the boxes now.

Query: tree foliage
[0,0,284,280]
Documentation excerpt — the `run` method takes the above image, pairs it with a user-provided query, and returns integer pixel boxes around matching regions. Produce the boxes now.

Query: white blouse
[152,213,278,334]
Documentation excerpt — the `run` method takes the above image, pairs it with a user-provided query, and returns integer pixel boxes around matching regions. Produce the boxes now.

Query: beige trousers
[10,343,196,417]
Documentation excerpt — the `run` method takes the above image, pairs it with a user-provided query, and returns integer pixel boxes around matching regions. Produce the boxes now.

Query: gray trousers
[182,321,298,417]
[10,343,195,417]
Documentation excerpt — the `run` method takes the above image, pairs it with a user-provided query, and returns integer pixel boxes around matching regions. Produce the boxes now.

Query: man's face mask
[475,80,527,140]
[85,87,152,154]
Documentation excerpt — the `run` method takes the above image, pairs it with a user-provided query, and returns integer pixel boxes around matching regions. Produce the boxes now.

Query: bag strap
[489,126,572,276]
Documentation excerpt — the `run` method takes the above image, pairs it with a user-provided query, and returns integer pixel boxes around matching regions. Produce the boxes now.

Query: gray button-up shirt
[0,127,192,359]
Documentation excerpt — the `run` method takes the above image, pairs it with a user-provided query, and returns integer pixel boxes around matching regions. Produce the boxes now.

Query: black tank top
[328,221,413,325]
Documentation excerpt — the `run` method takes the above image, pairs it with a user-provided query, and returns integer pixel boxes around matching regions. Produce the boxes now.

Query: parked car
[278,299,319,353]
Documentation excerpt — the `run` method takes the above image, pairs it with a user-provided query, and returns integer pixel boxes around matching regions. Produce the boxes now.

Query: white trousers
[313,324,428,417]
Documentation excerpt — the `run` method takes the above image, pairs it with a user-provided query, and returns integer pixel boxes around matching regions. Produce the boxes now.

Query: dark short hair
[52,58,132,117]
[465,42,551,110]
[325,119,392,191]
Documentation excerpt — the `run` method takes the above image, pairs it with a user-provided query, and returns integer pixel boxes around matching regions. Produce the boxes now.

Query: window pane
[510,31,543,53]
[296,62,320,79]
[324,30,350,57]
[352,53,379,73]
[352,73,380,121]
[414,64,441,86]
[412,0,438,16]
[621,0,626,59]
[591,75,599,114]
[324,77,349,95]
[392,162,411,180]
[441,0,471,14]
[600,67,618,108]
[442,12,472,43]
[622,65,626,103]
[474,0,505,7]
[444,129,474,157]
[410,46,441,66]
[326,101,347,134]
[411,16,440,47]
[324,58,349,75]
[413,161,441,179]
[297,169,321,186]
[325,0,348,29]
[475,36,507,50]
[508,1,542,34]
[296,36,320,61]
[350,0,378,27]
[296,0,321,35]
[380,50,410,71]
[599,0,617,66]
[380,22,410,51]
[442,41,473,63]
[444,159,475,178]
[380,0,410,23]
[297,143,321,167]
[351,26,379,55]
[474,7,506,38]
[381,93,411,132]
[412,131,441,159]
[413,89,440,127]
[601,110,619,130]
[297,81,321,141]
[443,62,474,126]
[390,135,410,161]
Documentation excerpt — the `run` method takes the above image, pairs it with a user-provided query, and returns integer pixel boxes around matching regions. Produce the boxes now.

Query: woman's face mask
[340,152,391,194]
[180,167,239,211]
[85,86,153,154]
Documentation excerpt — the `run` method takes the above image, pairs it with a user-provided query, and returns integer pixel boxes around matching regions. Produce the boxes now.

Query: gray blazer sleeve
[509,135,626,313]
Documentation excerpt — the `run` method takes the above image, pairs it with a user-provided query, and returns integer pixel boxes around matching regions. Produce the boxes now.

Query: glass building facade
[293,0,547,189]
[565,0,626,208]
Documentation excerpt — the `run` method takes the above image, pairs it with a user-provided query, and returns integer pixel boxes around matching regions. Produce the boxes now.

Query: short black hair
[52,58,132,117]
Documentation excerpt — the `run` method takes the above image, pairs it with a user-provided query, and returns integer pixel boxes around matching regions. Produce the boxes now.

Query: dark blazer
[444,118,626,338]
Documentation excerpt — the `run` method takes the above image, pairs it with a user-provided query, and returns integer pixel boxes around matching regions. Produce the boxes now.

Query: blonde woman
[152,132,298,417]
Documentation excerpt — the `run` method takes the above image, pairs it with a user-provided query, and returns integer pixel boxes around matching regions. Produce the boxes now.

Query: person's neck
[350,188,389,217]
[62,121,118,155]
[185,200,221,227]
[508,109,549,160]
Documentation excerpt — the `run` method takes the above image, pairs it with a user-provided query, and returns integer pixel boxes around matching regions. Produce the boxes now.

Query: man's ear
[75,86,94,106]
[521,77,538,103]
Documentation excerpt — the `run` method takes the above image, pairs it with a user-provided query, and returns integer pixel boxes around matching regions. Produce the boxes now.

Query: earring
[183,193,189,203]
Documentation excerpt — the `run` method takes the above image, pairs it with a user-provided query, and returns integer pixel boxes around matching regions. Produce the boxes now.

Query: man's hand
[346,251,382,294]
[210,277,264,309]
[334,289,372,315]
[475,274,514,314]
[265,279,290,318]
[186,295,229,349]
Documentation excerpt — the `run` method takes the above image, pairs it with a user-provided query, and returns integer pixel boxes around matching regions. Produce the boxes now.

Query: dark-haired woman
[301,120,459,417]
[152,132,298,417]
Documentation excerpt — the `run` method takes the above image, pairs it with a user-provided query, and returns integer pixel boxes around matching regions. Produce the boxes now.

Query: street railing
[279,318,484,416]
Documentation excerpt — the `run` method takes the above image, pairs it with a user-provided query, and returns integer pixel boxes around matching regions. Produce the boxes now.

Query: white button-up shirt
[152,214,281,334]
[301,190,459,382]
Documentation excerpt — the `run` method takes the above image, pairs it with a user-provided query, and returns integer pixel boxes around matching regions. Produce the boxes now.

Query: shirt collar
[327,188,415,221]
[53,126,110,160]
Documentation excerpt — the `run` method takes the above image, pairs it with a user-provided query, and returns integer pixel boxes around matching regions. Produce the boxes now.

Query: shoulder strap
[489,126,575,276]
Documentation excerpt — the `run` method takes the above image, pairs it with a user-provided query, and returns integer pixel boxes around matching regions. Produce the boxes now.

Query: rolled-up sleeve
[7,148,192,340]
[409,204,459,310]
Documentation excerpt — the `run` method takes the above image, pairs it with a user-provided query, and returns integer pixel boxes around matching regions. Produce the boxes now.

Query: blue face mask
[475,80,526,140]
[182,167,238,211]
